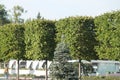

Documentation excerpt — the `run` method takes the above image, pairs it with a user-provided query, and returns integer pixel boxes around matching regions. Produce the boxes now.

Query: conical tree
[49,42,76,80]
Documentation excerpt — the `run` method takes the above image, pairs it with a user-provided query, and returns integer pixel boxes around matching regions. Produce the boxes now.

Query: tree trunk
[79,59,81,80]
[17,59,19,80]
[45,59,48,80]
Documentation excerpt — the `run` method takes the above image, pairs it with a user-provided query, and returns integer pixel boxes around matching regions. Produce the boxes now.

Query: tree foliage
[36,12,41,19]
[11,5,25,23]
[49,42,76,80]
[24,19,56,60]
[0,4,10,26]
[0,24,25,61]
[94,11,120,60]
[56,16,98,60]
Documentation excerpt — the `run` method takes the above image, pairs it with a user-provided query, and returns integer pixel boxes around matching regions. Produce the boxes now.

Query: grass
[82,76,120,80]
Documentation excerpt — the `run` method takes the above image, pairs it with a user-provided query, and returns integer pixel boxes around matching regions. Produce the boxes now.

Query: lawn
[82,76,120,80]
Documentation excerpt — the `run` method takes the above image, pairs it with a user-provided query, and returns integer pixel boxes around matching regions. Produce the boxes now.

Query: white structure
[91,60,120,76]
[0,60,52,76]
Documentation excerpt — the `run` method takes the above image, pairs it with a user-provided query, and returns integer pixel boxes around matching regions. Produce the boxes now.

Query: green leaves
[56,16,98,60]
[0,24,25,61]
[0,19,56,61]
[11,5,25,23]
[95,11,120,60]
[0,10,120,62]
[24,19,56,60]
[0,4,10,26]
[49,42,76,80]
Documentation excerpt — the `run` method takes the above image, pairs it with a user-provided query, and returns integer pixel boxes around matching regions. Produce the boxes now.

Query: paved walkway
[0,77,51,80]
[0,77,32,80]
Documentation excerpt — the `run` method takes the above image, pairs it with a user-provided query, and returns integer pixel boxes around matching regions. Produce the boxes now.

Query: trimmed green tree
[56,16,98,79]
[94,11,120,60]
[24,19,56,60]
[0,24,25,60]
[24,19,56,80]
[56,16,98,60]
[0,24,25,80]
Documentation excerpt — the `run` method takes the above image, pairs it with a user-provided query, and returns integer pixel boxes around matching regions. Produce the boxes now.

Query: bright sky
[0,0,120,20]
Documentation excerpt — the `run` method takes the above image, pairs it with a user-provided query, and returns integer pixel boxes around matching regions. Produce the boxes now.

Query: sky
[0,0,120,20]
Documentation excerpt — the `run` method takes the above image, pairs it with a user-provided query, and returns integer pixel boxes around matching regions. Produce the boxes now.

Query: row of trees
[0,20,56,80]
[0,4,120,79]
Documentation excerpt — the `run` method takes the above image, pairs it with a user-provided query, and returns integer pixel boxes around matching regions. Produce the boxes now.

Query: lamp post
[45,58,48,80]
[79,59,82,80]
